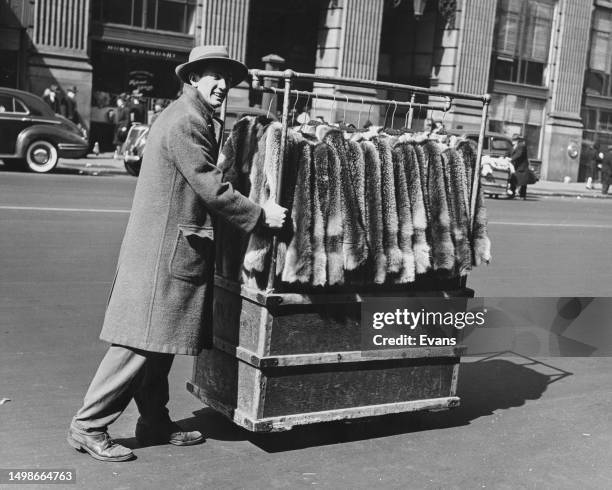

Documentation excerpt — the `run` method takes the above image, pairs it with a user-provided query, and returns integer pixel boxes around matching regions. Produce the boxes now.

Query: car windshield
[491,138,511,151]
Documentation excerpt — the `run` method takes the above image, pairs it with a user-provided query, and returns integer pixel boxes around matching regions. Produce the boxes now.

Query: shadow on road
[117,356,570,453]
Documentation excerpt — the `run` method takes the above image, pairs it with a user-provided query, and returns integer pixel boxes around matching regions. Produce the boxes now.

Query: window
[585,9,612,97]
[492,0,555,86]
[14,99,28,113]
[0,94,12,113]
[582,107,612,148]
[489,93,545,158]
[92,0,195,34]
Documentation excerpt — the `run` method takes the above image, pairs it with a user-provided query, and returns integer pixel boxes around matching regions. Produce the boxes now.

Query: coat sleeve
[167,114,263,234]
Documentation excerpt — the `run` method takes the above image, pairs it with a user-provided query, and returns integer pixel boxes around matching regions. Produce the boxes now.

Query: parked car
[122,104,272,177]
[0,87,89,173]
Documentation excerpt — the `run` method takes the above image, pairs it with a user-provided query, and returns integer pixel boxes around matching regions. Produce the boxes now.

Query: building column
[445,0,497,131]
[314,0,385,124]
[200,0,251,106]
[540,0,592,181]
[29,0,92,126]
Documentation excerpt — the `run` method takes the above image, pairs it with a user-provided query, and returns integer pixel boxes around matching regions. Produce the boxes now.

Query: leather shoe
[135,420,205,446]
[67,428,134,462]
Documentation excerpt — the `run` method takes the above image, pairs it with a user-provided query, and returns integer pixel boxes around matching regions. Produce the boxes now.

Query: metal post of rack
[266,71,293,292]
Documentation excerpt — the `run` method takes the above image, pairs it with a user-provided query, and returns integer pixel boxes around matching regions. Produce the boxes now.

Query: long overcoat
[100,84,262,355]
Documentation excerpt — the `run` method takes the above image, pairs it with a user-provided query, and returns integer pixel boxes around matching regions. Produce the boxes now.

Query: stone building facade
[1,0,608,180]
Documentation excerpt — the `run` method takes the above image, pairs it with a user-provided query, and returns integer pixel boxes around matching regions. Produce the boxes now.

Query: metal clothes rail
[245,69,491,292]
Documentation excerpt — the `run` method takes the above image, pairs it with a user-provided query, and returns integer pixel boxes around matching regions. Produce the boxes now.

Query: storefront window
[489,93,545,158]
[582,107,612,148]
[92,0,195,34]
[585,9,612,97]
[492,0,555,86]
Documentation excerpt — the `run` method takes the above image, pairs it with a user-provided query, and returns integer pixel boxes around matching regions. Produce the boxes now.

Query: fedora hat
[175,45,247,87]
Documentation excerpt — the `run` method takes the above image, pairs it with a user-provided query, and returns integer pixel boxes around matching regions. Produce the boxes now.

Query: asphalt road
[1,172,612,489]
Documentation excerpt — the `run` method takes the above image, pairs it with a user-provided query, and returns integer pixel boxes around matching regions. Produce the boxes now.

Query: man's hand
[261,200,288,229]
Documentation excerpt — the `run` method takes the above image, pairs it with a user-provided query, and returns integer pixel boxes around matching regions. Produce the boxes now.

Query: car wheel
[124,159,141,176]
[25,141,59,173]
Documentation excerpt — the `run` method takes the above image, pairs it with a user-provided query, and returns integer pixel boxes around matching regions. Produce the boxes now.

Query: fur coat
[422,141,455,271]
[216,116,272,280]
[323,129,368,273]
[373,136,402,274]
[403,143,430,274]
[442,148,471,275]
[282,140,314,283]
[391,143,416,283]
[311,142,330,286]
[362,140,387,284]
[322,134,345,285]
[457,140,491,266]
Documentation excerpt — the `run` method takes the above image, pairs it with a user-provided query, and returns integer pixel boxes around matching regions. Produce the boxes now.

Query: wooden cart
[188,69,490,432]
[482,168,511,199]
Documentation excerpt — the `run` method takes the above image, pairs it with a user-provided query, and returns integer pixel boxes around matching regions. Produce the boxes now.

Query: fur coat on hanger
[442,147,471,275]
[243,123,301,276]
[422,140,455,271]
[323,129,368,272]
[413,142,431,227]
[373,136,402,274]
[282,140,314,283]
[362,140,387,284]
[457,140,491,266]
[311,142,330,286]
[321,132,344,285]
[403,143,430,274]
[216,116,272,280]
[391,143,416,283]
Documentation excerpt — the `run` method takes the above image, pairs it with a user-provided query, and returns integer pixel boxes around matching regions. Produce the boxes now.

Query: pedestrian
[149,99,164,126]
[112,95,130,158]
[129,90,146,124]
[508,134,530,200]
[63,86,84,129]
[600,144,612,195]
[67,45,288,462]
[43,84,62,114]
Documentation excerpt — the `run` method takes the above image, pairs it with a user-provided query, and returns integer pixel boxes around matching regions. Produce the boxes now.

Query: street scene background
[1,169,611,488]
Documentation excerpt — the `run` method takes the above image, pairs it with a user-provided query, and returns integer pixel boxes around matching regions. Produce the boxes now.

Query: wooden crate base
[188,277,470,432]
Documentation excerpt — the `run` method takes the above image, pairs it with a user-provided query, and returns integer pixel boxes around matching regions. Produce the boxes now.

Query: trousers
[71,344,174,435]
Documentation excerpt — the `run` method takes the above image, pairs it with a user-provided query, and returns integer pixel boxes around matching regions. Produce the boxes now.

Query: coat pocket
[169,224,214,282]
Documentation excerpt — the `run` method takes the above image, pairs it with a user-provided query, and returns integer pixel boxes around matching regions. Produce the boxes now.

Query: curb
[527,191,612,199]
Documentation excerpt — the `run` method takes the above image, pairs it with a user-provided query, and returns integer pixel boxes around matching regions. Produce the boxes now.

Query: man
[63,86,84,129]
[508,134,530,200]
[128,90,146,124]
[43,84,62,114]
[68,45,287,462]
[112,95,130,158]
[601,144,612,195]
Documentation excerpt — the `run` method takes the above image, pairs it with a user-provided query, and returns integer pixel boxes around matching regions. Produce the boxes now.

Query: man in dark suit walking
[508,134,530,200]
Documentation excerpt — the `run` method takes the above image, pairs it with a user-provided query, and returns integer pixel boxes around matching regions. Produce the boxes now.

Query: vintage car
[0,87,89,173]
[122,104,272,177]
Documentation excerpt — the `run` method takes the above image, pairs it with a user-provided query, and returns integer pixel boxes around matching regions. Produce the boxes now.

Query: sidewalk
[526,180,612,199]
[59,152,128,176]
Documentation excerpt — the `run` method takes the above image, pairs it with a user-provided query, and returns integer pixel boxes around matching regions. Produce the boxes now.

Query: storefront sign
[128,70,154,94]
[100,42,182,61]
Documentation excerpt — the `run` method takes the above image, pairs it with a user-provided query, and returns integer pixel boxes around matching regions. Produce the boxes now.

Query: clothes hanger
[266,86,277,119]
[338,95,357,133]
[290,92,300,126]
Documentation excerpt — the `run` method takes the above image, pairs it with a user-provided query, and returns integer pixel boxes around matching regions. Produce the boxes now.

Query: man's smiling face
[189,64,231,109]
